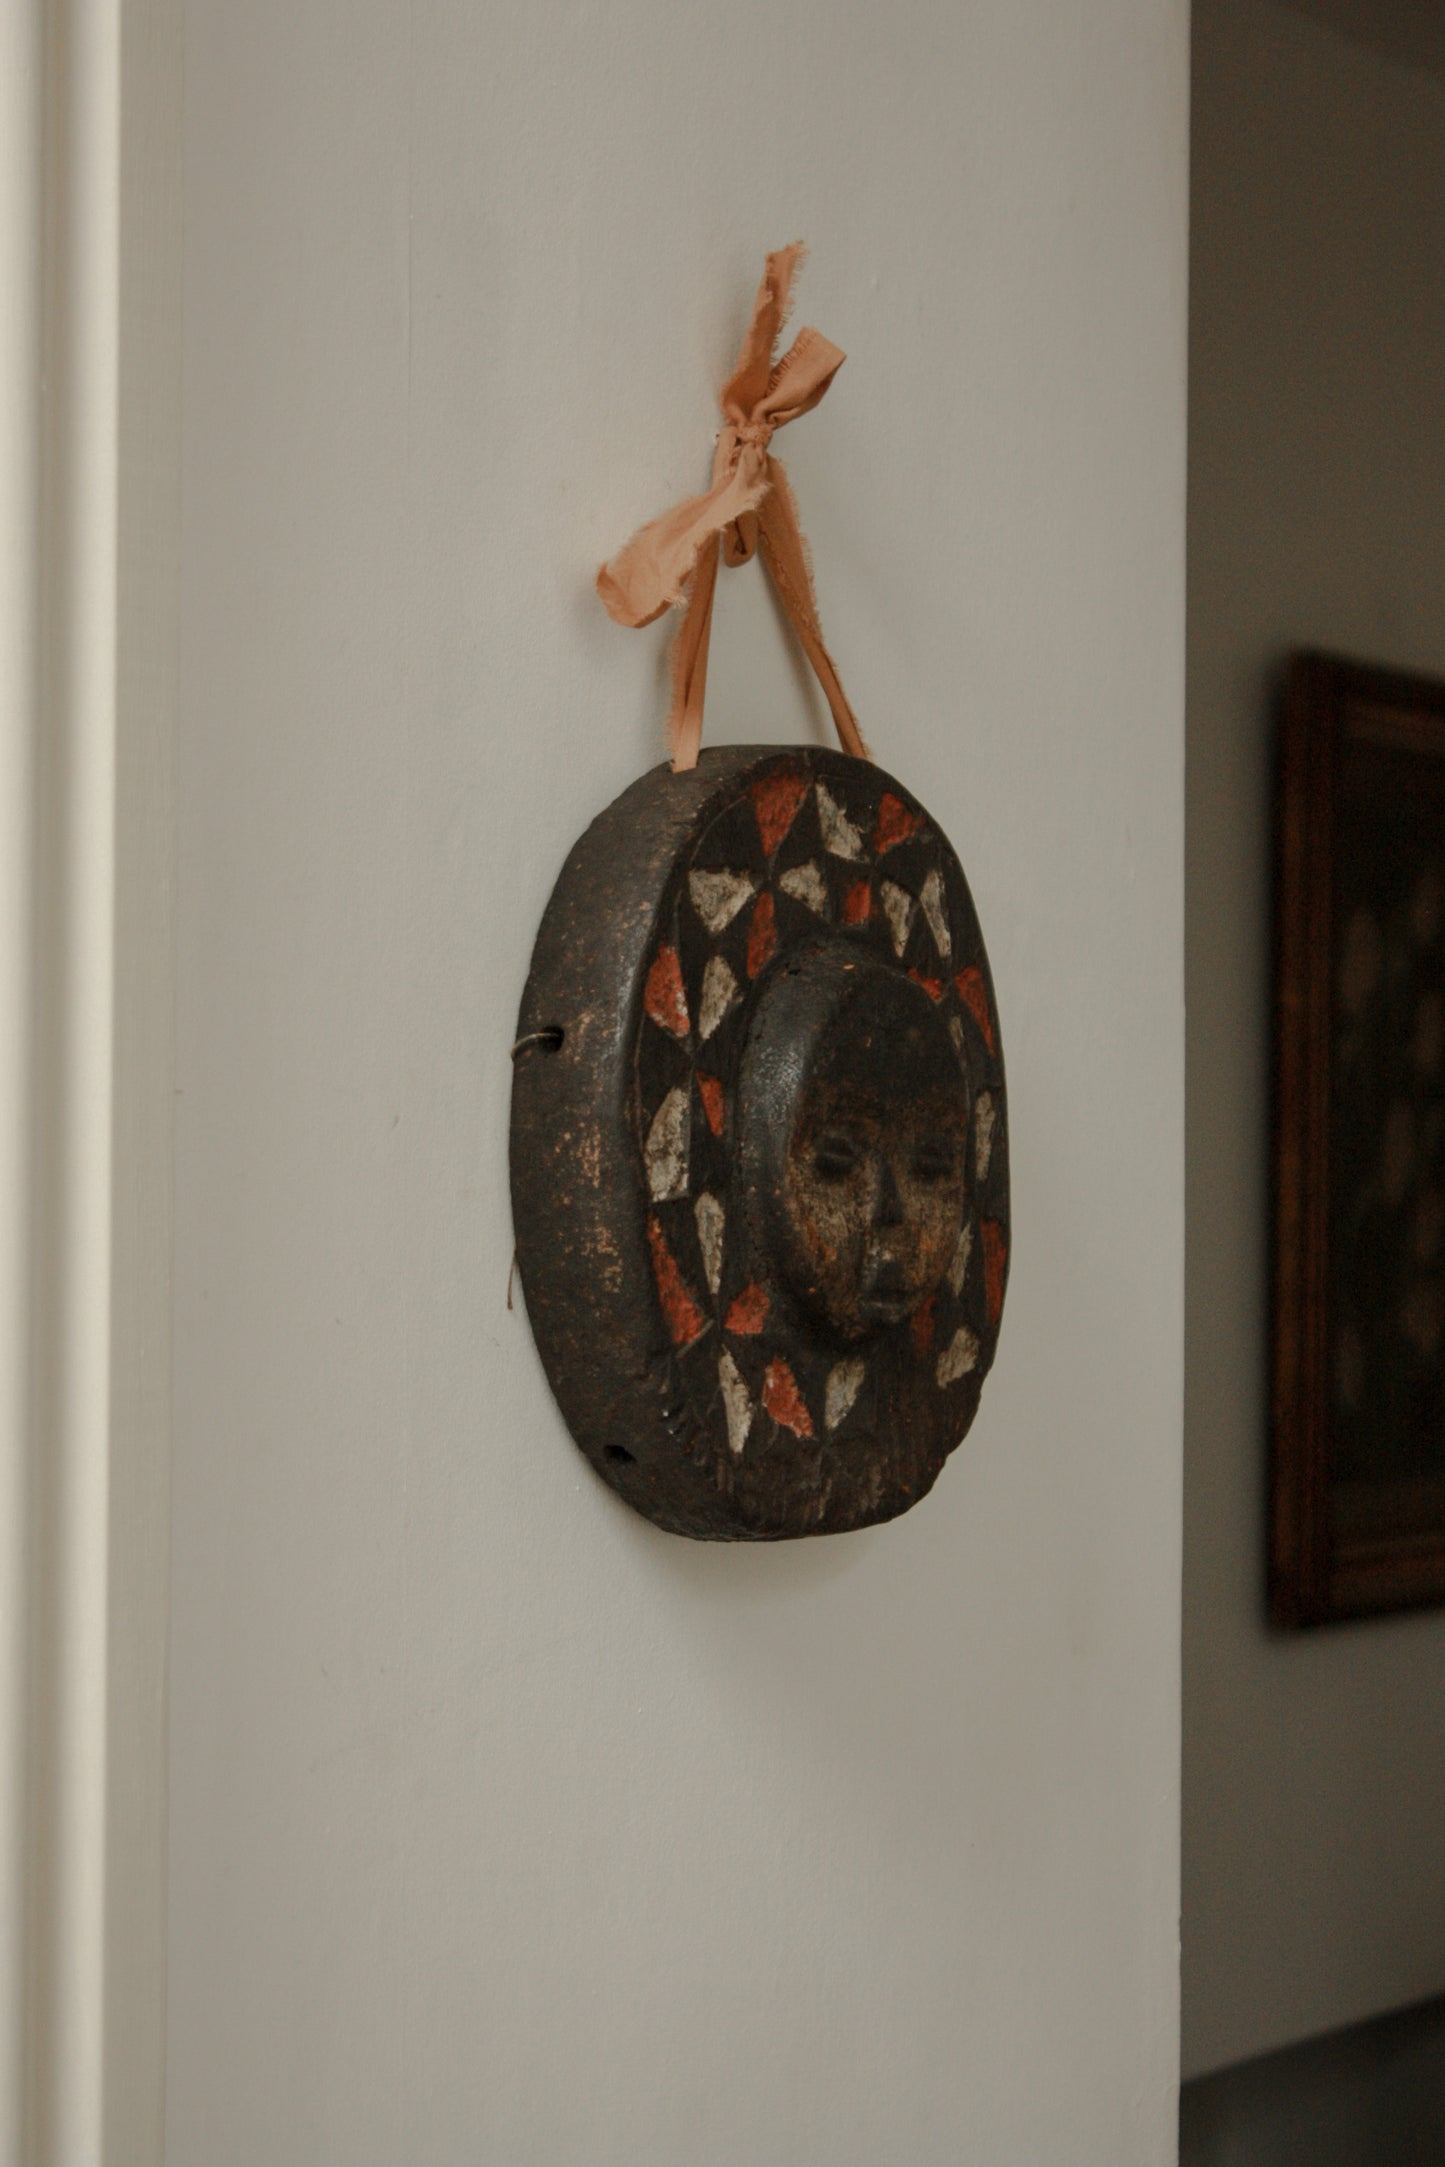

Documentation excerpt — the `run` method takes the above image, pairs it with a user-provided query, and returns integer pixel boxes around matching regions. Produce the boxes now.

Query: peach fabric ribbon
[597,243,871,773]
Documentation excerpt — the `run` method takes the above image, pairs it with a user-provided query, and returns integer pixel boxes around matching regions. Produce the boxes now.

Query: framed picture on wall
[1272,651,1445,1626]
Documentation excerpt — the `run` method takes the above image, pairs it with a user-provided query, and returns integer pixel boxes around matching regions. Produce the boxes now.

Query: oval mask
[510,746,1009,1539]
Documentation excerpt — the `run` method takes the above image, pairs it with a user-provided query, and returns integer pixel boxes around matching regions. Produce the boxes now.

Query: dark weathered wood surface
[511,746,1009,1539]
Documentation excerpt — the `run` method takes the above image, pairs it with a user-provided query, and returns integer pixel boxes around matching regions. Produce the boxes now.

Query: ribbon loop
[596,243,870,773]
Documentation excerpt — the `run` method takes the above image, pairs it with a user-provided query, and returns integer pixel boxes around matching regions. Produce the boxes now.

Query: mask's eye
[812,1131,861,1181]
[911,1137,957,1184]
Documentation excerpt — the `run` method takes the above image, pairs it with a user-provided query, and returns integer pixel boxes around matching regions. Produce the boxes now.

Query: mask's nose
[869,1156,905,1232]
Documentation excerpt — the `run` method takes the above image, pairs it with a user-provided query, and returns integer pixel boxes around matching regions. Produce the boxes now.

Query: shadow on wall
[1180,1994,1445,2166]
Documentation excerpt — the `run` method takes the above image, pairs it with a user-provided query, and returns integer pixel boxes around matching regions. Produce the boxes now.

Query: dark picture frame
[1272,651,1445,1626]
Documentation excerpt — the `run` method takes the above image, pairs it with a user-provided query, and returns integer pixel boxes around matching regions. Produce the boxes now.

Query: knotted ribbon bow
[597,243,870,773]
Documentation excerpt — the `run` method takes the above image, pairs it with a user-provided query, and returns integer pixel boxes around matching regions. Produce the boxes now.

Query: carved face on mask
[739,946,971,1344]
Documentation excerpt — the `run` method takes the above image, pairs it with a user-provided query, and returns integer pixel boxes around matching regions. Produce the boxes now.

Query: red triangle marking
[750,769,809,857]
[647,1217,706,1348]
[910,1296,936,1359]
[746,890,778,978]
[762,1357,814,1438]
[644,945,690,1039]
[982,1221,1008,1327]
[874,792,924,854]
[725,1282,770,1335]
[955,967,995,1053]
[842,879,872,926]
[697,1074,725,1137]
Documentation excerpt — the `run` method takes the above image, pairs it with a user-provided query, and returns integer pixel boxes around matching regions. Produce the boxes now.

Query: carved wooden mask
[510,747,1009,1539]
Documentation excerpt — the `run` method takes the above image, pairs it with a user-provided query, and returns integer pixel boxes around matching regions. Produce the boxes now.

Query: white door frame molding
[1,2,179,2160]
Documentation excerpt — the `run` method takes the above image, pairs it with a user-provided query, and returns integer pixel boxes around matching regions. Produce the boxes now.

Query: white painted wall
[1184,0,1445,2080]
[168,2,1188,2159]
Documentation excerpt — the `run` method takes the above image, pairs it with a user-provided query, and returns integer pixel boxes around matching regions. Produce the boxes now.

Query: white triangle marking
[689,868,756,933]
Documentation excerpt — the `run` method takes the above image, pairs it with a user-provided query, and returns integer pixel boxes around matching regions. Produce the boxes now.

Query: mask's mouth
[856,1251,922,1324]
[855,1291,917,1327]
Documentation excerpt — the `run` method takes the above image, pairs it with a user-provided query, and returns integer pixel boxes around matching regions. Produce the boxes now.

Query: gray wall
[1282,0,1445,80]
[1185,0,1445,2079]
[165,0,1189,2159]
